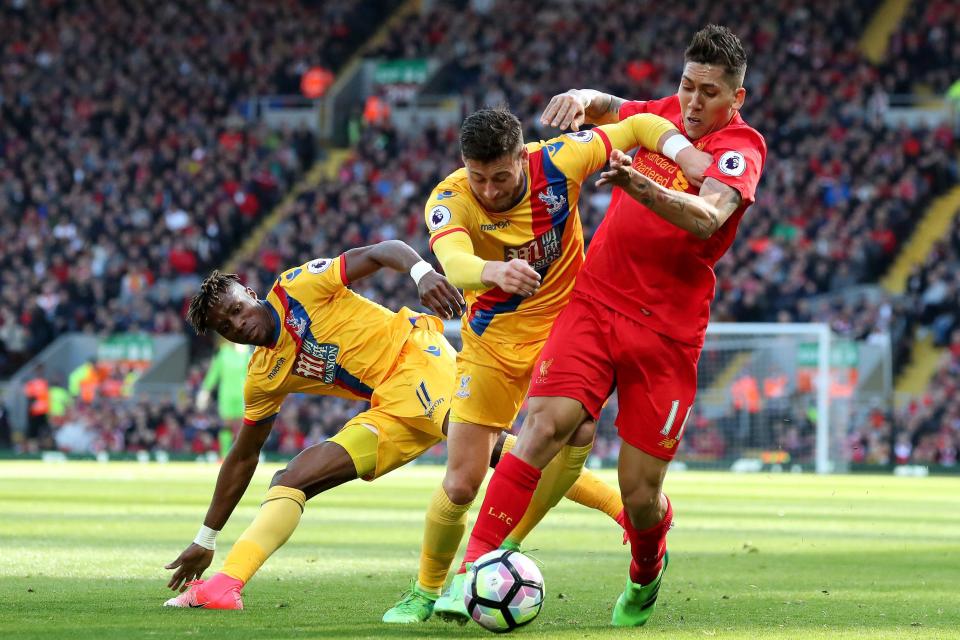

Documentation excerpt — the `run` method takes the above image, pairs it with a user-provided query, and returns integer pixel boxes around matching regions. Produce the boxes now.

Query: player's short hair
[684,25,747,89]
[187,270,241,335]
[460,107,523,163]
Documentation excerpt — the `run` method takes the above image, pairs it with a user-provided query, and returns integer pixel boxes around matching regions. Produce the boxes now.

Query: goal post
[700,323,833,473]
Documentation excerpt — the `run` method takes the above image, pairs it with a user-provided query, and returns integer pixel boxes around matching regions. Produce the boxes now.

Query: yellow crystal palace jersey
[425,129,616,344]
[242,256,422,425]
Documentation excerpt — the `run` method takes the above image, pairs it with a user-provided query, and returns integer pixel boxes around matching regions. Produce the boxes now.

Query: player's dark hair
[684,25,747,89]
[460,107,523,163]
[187,270,241,335]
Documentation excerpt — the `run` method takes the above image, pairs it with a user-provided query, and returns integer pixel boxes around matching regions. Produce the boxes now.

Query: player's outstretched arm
[597,150,742,240]
[343,240,465,319]
[541,89,627,130]
[165,418,273,591]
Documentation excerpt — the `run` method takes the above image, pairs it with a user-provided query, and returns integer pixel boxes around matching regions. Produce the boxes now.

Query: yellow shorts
[330,322,456,480]
[449,330,548,429]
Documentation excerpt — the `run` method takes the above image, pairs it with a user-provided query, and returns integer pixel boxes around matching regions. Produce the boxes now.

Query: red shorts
[529,292,700,461]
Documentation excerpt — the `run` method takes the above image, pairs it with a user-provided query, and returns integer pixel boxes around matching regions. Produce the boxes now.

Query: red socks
[623,495,673,585]
[460,453,542,571]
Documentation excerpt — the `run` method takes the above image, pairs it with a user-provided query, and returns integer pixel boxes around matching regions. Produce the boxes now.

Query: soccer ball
[464,549,545,633]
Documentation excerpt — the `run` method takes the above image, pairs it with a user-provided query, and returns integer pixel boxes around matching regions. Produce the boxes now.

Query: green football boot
[381,582,436,624]
[500,539,521,552]
[611,550,669,627]
[433,568,470,625]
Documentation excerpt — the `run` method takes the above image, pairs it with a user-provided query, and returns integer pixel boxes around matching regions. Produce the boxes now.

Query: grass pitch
[1,461,957,639]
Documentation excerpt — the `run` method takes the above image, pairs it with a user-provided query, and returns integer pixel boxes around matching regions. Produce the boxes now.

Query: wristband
[193,525,219,550]
[662,135,693,162]
[409,260,434,285]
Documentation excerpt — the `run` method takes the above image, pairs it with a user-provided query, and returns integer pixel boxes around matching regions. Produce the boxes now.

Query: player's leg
[461,294,614,566]
[563,467,627,528]
[219,438,361,579]
[494,431,625,536]
[414,420,500,623]
[394,339,528,624]
[612,443,672,627]
[164,433,366,610]
[610,318,698,627]
[504,418,599,545]
[461,396,591,567]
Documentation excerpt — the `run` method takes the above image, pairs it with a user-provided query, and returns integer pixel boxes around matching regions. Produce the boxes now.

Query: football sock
[220,485,306,584]
[563,467,625,524]
[417,486,473,595]
[460,453,541,571]
[623,494,673,585]
[506,443,593,544]
[500,433,517,456]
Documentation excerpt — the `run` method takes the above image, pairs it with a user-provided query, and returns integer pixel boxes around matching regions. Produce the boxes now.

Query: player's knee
[273,442,349,492]
[569,420,596,447]
[621,480,663,525]
[442,474,481,504]
[523,407,564,445]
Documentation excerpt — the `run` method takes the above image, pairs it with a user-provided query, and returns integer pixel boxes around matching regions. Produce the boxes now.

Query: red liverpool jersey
[574,96,766,348]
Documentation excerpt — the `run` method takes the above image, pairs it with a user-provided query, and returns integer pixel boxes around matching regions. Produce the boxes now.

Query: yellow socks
[564,467,624,522]
[416,486,473,595]
[506,442,593,544]
[221,485,306,583]
[500,433,517,457]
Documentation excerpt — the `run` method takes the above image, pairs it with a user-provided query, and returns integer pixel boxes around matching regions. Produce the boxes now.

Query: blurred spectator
[23,365,52,451]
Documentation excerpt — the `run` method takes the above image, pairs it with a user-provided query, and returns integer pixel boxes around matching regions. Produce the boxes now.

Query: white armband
[663,135,693,162]
[193,525,219,551]
[409,260,434,285]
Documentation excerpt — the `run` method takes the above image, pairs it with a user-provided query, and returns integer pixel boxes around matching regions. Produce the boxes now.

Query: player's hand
[675,146,712,187]
[482,259,541,298]
[540,91,587,131]
[418,270,466,319]
[596,149,637,189]
[165,543,215,591]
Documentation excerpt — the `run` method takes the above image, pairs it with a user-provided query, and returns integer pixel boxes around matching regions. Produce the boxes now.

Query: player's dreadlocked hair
[187,270,241,335]
[460,107,523,163]
[685,25,747,89]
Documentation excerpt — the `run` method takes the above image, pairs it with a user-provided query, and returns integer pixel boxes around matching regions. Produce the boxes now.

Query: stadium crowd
[0,0,400,377]
[2,0,958,467]
[882,0,959,95]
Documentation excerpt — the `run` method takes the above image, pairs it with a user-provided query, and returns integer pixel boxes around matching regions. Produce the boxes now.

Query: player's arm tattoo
[579,89,627,124]
[625,174,741,240]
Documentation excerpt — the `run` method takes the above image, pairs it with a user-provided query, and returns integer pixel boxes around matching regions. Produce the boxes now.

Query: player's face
[463,147,528,213]
[677,62,746,140]
[208,284,274,346]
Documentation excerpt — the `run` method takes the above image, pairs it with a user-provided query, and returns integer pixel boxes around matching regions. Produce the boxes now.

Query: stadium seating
[881,0,959,95]
[0,0,399,377]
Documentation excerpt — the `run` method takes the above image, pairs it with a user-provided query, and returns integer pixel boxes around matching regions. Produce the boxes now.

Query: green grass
[1,462,958,639]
